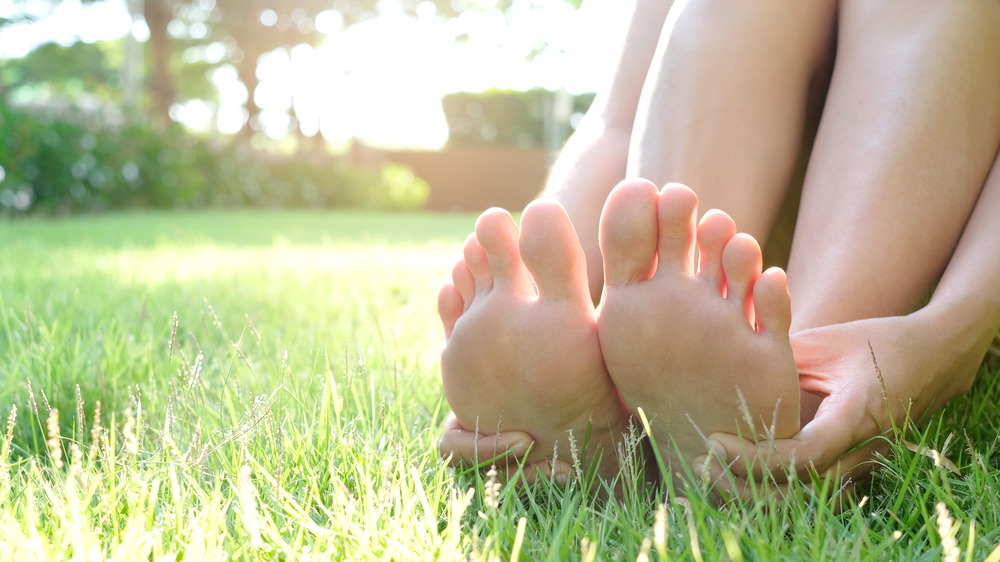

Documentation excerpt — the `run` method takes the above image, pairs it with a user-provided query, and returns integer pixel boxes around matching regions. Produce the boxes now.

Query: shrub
[0,101,428,216]
[441,88,595,148]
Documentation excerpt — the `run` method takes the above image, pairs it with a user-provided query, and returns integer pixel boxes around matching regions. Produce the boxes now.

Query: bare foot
[596,180,800,483]
[438,200,631,481]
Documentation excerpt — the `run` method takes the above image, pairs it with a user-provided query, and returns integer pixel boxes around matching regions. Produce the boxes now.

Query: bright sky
[0,0,627,148]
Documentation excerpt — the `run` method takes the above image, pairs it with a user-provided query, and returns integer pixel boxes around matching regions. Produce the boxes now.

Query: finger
[439,412,534,467]
[707,405,860,482]
[699,453,864,514]
[505,459,573,487]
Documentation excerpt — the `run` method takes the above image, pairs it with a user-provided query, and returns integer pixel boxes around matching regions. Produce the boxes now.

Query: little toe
[475,208,534,294]
[519,199,591,304]
[696,209,738,294]
[599,179,660,286]
[463,233,493,294]
[655,183,699,276]
[437,282,463,338]
[721,233,764,324]
[752,267,792,338]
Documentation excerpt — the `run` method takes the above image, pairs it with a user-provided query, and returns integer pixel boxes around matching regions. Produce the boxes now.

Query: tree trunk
[235,46,262,140]
[144,0,173,128]
[229,0,266,140]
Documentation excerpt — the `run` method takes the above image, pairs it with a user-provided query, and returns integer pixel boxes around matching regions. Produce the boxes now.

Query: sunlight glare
[1,0,627,148]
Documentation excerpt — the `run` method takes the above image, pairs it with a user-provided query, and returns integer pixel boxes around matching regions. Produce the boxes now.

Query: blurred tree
[0,42,120,101]
[3,0,587,140]
[0,0,100,26]
[0,0,102,99]
[213,0,331,140]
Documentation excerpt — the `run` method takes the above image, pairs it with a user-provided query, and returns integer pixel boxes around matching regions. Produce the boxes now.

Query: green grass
[1,210,999,560]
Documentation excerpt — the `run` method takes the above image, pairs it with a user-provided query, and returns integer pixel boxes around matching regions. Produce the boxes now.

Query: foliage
[442,88,596,148]
[0,0,101,27]
[0,102,428,215]
[0,41,122,102]
[0,212,999,559]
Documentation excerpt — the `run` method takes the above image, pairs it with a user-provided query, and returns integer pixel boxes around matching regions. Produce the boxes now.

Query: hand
[438,412,573,484]
[699,311,981,496]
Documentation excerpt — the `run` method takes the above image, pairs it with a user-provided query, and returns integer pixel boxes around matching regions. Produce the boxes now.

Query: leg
[597,181,800,481]
[438,201,631,481]
[545,0,675,303]
[788,0,1000,332]
[628,0,836,243]
[702,0,1000,487]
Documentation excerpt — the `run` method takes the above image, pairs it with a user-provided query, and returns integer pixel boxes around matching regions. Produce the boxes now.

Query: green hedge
[0,102,428,216]
[442,88,595,148]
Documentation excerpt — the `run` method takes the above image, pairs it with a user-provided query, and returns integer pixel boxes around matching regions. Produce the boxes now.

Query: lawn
[1,210,999,560]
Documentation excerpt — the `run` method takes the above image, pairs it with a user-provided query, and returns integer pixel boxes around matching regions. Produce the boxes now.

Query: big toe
[475,208,533,294]
[653,183,698,277]
[599,179,660,286]
[519,199,591,304]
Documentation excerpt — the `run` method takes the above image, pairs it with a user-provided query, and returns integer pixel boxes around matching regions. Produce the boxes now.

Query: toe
[437,282,463,338]
[463,233,493,294]
[451,259,475,310]
[696,209,737,294]
[519,199,591,304]
[721,233,763,324]
[599,179,660,286]
[654,183,699,277]
[475,208,534,294]
[753,267,792,338]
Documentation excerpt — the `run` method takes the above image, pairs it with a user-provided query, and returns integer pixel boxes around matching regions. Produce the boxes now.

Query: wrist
[917,296,997,398]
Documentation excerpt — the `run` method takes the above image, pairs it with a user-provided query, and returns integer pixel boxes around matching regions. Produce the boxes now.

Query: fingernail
[707,440,727,462]
[553,470,569,486]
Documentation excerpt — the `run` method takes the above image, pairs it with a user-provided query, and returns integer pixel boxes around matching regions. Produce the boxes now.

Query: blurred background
[0,0,626,216]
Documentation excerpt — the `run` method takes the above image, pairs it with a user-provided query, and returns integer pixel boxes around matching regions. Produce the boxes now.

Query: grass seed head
[935,502,961,562]
[26,380,40,425]
[89,400,102,458]
[69,443,84,482]
[2,405,16,454]
[76,384,85,433]
[169,311,179,358]
[123,409,138,456]
[1,404,16,494]
[483,465,501,510]
[46,408,63,470]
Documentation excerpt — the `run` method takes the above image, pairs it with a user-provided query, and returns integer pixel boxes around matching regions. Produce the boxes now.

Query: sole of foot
[596,179,800,486]
[438,200,631,482]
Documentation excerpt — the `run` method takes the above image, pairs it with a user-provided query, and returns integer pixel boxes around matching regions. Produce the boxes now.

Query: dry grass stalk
[246,314,262,345]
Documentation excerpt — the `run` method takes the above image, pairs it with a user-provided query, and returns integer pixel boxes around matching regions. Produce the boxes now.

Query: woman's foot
[438,200,631,481]
[596,180,800,483]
